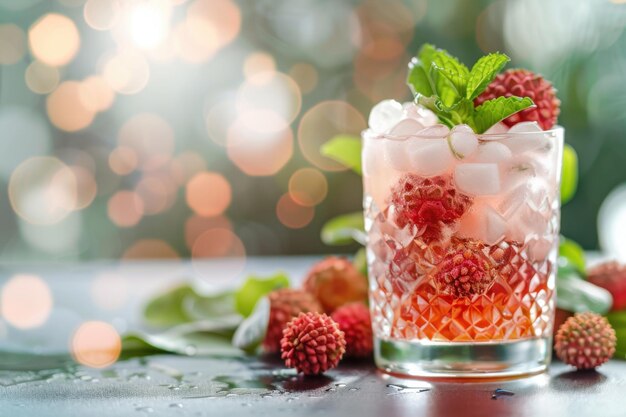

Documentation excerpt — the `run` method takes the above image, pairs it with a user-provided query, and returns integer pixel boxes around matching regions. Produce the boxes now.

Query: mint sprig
[406,44,535,133]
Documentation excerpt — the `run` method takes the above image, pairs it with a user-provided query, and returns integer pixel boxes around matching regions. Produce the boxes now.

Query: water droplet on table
[135,406,154,413]
[169,403,184,408]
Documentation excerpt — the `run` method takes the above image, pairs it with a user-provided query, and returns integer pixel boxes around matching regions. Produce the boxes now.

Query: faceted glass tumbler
[363,126,564,378]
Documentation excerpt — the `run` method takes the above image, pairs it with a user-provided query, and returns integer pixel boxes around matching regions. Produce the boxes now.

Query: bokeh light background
[0,0,625,265]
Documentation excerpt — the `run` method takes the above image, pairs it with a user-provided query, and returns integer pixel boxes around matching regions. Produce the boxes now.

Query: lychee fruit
[331,303,373,358]
[303,257,368,313]
[434,239,496,298]
[280,312,346,375]
[263,288,323,353]
[587,261,626,311]
[475,69,560,130]
[555,312,616,370]
[389,174,472,243]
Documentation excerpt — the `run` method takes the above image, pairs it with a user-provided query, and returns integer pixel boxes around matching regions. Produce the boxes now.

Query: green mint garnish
[407,44,535,133]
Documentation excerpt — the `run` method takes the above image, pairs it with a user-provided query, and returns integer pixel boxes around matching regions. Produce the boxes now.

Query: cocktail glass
[363,109,563,378]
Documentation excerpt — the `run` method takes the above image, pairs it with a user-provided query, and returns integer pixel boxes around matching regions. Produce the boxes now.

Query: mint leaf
[431,49,469,96]
[561,144,578,204]
[473,96,534,133]
[407,60,433,97]
[466,53,509,100]
[407,44,436,97]
[321,135,361,174]
[448,98,474,126]
[430,65,461,108]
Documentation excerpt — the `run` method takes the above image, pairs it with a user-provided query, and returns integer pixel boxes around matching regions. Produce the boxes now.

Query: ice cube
[458,203,507,245]
[406,138,454,177]
[389,118,425,136]
[504,122,550,153]
[403,102,439,126]
[369,99,404,133]
[454,163,500,196]
[449,124,478,159]
[484,122,509,135]
[383,138,410,171]
[474,142,512,163]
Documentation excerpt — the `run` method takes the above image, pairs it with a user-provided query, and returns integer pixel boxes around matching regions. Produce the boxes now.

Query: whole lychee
[434,239,496,298]
[303,257,368,313]
[280,312,346,375]
[263,288,323,353]
[475,69,560,130]
[555,312,616,370]
[390,174,472,243]
[331,303,373,358]
[587,261,626,311]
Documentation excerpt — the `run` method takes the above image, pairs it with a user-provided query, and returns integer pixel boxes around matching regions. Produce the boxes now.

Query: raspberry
[434,239,496,298]
[475,69,560,130]
[555,312,616,370]
[263,289,323,353]
[587,261,626,311]
[280,312,346,375]
[331,303,373,358]
[303,257,368,313]
[390,174,472,243]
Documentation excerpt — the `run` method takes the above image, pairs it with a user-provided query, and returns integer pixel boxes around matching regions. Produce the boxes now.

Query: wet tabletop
[0,257,624,417]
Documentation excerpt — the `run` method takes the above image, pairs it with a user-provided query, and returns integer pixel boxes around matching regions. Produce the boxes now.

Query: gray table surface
[0,258,624,417]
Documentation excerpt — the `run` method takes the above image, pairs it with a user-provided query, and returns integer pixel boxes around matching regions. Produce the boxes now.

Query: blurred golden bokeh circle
[9,157,78,225]
[107,190,144,227]
[28,13,80,67]
[243,52,276,82]
[185,172,232,217]
[25,60,60,94]
[0,24,26,65]
[109,146,138,176]
[288,168,328,207]
[227,109,293,176]
[83,0,121,31]
[297,100,366,171]
[236,71,302,125]
[46,81,96,132]
[1,274,52,329]
[79,75,115,112]
[276,193,315,229]
[71,321,121,368]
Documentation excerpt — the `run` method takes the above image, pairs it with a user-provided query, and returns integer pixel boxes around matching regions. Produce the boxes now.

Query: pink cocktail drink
[363,100,563,377]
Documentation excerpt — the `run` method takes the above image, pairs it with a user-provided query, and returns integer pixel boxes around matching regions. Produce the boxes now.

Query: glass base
[374,337,552,379]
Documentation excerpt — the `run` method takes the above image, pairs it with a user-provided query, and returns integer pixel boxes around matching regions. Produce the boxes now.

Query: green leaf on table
[556,258,613,314]
[559,237,586,275]
[234,273,289,318]
[232,297,271,354]
[122,317,242,358]
[606,312,626,359]
[321,135,362,175]
[143,283,237,327]
[561,143,578,204]
[183,291,237,321]
[144,284,195,327]
[473,96,535,133]
[320,212,366,246]
[466,53,510,100]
